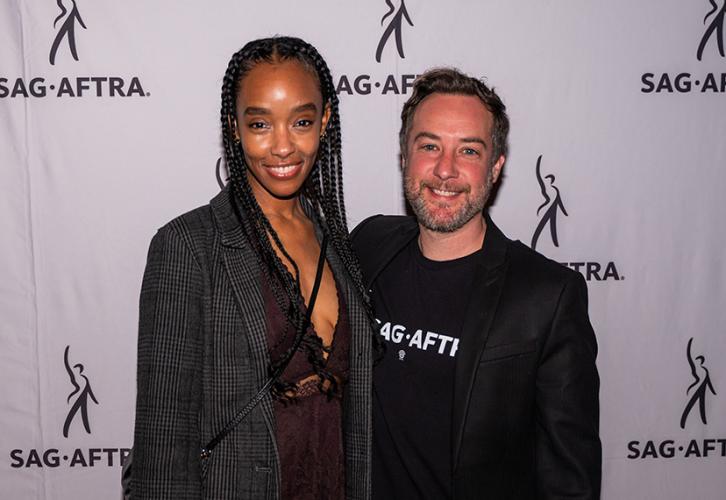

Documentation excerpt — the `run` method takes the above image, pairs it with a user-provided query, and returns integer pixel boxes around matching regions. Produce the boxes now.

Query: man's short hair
[400,68,510,165]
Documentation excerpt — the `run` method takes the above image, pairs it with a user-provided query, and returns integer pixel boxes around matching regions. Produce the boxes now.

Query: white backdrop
[1,1,725,498]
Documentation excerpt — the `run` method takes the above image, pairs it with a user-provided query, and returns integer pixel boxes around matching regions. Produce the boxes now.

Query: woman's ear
[227,114,240,142]
[320,103,332,138]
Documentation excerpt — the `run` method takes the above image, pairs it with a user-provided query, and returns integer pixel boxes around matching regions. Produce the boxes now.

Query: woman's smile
[235,59,330,210]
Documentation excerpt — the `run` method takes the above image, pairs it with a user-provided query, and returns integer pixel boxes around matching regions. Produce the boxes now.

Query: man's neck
[418,215,487,261]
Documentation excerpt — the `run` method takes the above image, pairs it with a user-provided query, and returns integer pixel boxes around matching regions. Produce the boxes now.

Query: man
[352,68,601,499]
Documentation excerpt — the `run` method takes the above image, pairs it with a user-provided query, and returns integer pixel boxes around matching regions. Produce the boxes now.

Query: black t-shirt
[372,238,481,500]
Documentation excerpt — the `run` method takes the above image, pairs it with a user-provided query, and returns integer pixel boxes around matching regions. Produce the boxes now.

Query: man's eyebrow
[413,132,488,149]
[412,131,441,142]
[460,137,488,149]
[243,103,318,116]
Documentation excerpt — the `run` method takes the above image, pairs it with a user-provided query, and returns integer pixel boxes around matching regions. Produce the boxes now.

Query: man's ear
[491,155,506,183]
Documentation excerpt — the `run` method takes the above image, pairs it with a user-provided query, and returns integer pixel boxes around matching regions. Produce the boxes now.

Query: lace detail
[263,274,350,500]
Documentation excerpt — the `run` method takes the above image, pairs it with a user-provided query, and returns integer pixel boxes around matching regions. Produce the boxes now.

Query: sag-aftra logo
[626,337,724,460]
[641,1,726,94]
[530,155,622,282]
[0,1,149,99]
[8,346,130,469]
[336,0,420,96]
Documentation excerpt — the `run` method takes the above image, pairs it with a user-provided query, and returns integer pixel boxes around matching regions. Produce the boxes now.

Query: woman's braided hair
[220,36,372,399]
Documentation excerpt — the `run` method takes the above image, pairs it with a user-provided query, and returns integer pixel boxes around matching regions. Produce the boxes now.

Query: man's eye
[462,148,480,156]
[248,121,268,130]
[421,143,438,151]
[295,119,314,127]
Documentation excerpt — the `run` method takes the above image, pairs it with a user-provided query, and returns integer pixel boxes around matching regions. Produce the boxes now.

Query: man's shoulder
[351,215,418,284]
[351,214,417,248]
[506,236,583,288]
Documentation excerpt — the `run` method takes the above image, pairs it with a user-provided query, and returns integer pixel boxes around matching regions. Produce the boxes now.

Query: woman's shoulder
[147,196,222,269]
[156,188,233,240]
[155,202,215,244]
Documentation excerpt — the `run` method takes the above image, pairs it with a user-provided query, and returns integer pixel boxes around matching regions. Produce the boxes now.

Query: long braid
[221,43,305,361]
[220,37,377,400]
[294,44,383,359]
[296,43,370,306]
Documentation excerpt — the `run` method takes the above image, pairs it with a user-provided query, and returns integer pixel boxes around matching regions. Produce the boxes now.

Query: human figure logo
[49,0,87,66]
[375,0,414,63]
[680,338,717,429]
[697,0,726,61]
[531,155,568,250]
[62,345,98,438]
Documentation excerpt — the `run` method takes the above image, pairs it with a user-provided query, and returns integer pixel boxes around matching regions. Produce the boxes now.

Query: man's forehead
[411,93,493,135]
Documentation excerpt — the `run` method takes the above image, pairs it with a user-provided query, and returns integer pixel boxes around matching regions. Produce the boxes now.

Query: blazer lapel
[451,216,510,470]
[210,190,277,434]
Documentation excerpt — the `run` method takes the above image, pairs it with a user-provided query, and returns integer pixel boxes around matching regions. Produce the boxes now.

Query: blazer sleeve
[536,272,601,499]
[131,225,203,499]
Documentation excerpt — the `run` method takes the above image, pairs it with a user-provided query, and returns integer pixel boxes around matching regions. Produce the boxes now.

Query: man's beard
[404,168,493,233]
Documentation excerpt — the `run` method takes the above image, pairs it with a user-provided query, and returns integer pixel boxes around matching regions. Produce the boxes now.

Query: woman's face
[235,59,330,207]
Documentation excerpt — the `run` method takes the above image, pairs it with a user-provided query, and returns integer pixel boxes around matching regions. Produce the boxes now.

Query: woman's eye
[295,119,314,128]
[248,121,268,130]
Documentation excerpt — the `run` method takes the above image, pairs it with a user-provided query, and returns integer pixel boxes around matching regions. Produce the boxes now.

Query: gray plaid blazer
[131,188,373,499]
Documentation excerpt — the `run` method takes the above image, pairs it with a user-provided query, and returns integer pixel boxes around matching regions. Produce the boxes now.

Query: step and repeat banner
[1,1,725,498]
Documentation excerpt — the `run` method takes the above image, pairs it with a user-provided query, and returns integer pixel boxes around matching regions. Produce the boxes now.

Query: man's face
[403,93,505,233]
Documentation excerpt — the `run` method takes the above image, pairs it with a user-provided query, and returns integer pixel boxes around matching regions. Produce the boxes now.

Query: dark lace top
[263,276,350,500]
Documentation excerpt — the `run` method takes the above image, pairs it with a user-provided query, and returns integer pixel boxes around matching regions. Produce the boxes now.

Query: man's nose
[433,150,458,180]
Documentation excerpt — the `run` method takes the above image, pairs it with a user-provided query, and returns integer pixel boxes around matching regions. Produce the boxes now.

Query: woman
[131,36,374,499]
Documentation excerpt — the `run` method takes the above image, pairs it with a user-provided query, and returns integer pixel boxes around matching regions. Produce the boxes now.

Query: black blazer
[352,214,601,500]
